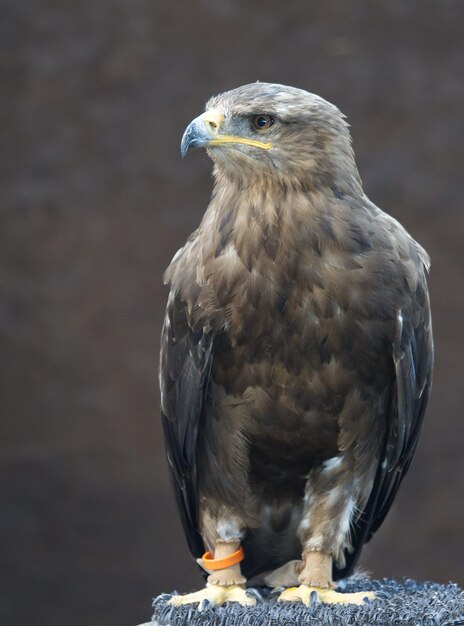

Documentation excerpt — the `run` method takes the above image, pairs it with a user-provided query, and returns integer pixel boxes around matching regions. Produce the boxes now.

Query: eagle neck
[199,177,330,265]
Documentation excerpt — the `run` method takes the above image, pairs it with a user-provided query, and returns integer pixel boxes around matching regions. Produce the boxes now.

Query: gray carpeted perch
[150,578,464,626]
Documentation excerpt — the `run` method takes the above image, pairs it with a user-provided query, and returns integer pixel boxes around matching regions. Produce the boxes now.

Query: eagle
[159,83,433,606]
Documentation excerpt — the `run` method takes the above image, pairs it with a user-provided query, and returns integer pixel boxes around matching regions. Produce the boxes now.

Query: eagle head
[181,82,361,192]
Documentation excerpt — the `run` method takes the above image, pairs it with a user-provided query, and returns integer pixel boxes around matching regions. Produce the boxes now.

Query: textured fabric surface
[152,578,464,626]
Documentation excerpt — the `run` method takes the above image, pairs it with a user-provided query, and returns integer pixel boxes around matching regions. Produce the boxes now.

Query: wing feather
[160,291,213,558]
[336,271,433,579]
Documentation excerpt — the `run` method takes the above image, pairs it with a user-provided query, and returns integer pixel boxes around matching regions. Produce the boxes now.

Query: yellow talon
[168,583,256,607]
[278,584,375,605]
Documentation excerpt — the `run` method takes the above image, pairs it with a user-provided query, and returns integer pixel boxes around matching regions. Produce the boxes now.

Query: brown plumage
[160,83,433,604]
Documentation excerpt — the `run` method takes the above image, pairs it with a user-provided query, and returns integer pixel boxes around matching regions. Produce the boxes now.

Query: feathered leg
[279,459,375,605]
[169,510,256,607]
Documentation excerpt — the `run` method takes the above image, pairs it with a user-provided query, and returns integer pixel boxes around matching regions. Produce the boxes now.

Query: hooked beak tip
[180,119,210,159]
[180,110,224,159]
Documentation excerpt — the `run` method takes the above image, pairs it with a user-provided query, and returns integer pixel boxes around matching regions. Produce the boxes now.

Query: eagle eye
[251,114,275,131]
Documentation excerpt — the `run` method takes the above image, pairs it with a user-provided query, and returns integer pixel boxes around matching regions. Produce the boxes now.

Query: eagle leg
[278,552,374,605]
[168,540,256,607]
[203,540,246,586]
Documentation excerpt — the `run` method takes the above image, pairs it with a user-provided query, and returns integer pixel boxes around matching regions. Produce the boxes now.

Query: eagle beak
[180,110,225,158]
[180,109,273,158]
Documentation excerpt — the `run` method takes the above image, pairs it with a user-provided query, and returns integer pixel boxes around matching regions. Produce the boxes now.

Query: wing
[160,290,213,559]
[335,265,433,579]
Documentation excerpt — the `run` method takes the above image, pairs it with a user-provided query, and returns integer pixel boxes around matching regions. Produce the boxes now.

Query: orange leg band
[202,546,244,570]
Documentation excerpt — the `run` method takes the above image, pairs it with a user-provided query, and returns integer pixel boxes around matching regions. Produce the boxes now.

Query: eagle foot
[168,583,257,607]
[278,584,375,605]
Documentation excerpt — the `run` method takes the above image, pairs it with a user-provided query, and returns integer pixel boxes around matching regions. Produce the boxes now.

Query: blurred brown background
[1,1,463,625]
